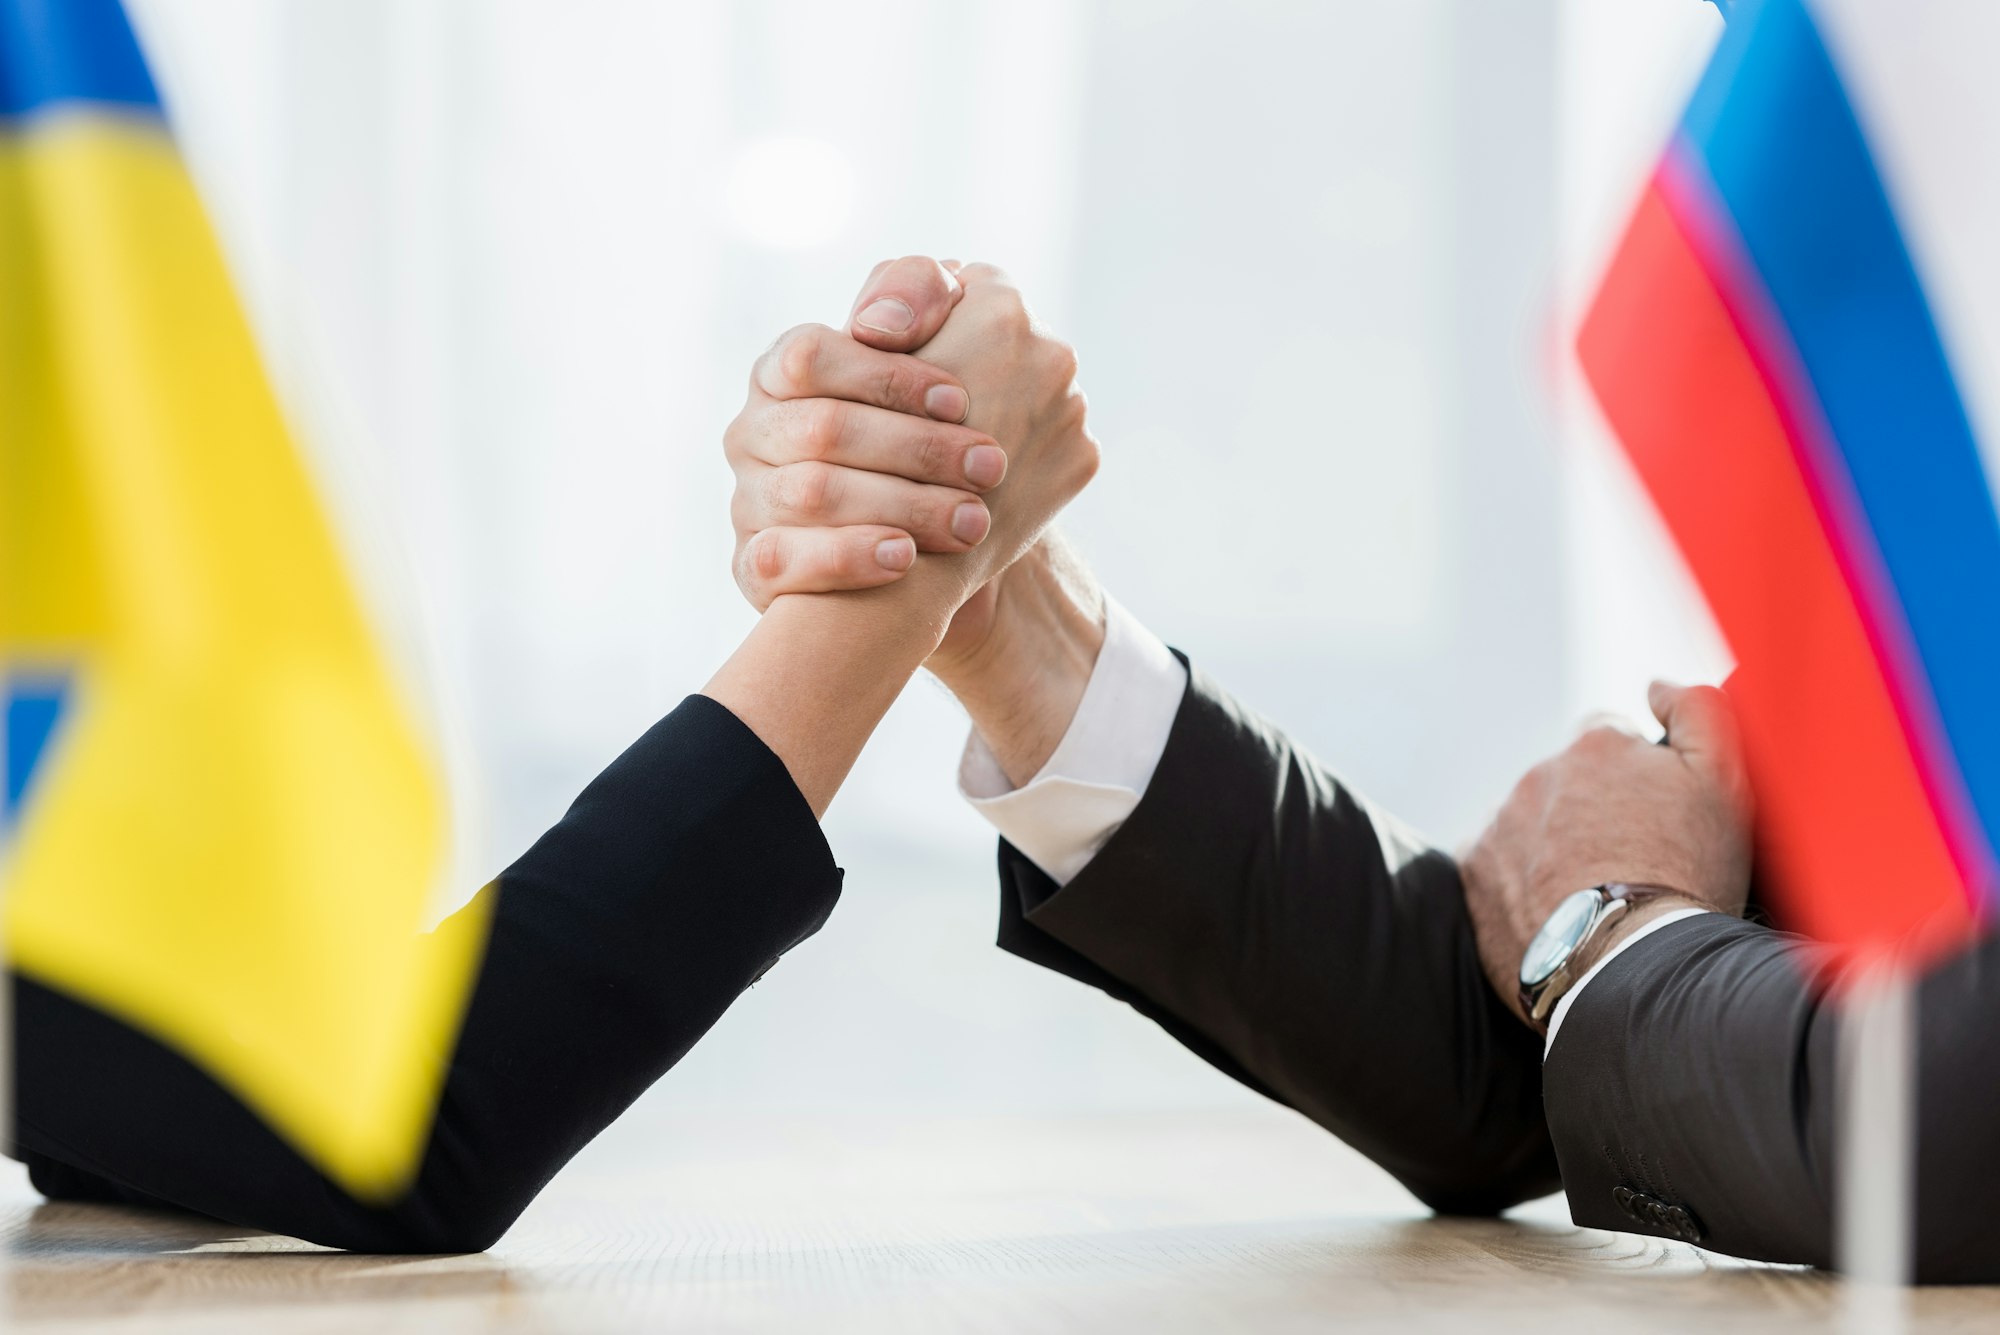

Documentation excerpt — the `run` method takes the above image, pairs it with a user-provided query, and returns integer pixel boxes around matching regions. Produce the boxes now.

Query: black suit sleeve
[1543,913,2000,1282]
[12,694,843,1253]
[995,657,1559,1214]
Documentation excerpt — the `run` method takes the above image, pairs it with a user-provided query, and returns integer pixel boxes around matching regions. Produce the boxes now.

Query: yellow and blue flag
[1,0,487,1195]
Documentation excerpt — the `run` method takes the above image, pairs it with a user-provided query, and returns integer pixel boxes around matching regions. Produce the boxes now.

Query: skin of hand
[725,257,1005,588]
[1459,681,1757,1024]
[703,262,1099,813]
[727,257,1111,786]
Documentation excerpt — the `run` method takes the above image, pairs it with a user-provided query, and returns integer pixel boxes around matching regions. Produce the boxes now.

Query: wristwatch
[1517,883,1663,1034]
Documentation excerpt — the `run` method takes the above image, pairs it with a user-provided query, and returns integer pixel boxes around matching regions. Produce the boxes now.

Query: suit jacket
[14,695,843,1252]
[994,658,2000,1281]
[995,656,1559,1215]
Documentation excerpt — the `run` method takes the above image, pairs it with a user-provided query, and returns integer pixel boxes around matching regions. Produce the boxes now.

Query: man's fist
[904,262,1097,574]
[1460,681,1756,1023]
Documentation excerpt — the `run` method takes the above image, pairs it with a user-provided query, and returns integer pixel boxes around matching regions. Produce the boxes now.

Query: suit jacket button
[1612,1186,1636,1217]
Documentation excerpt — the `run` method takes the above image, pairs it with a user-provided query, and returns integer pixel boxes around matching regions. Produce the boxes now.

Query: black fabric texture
[1546,912,2000,1281]
[994,655,1560,1215]
[12,693,843,1253]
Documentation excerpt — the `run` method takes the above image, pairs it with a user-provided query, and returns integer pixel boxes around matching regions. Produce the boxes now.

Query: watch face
[1519,889,1602,989]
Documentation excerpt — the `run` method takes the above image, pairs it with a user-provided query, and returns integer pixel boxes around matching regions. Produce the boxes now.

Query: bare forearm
[703,557,975,816]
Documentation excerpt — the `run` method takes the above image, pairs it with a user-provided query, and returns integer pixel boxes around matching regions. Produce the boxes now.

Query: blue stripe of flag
[1682,0,2000,901]
[4,672,70,824]
[0,0,159,120]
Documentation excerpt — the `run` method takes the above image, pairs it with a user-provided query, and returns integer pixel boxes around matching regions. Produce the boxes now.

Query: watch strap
[1519,883,1667,1034]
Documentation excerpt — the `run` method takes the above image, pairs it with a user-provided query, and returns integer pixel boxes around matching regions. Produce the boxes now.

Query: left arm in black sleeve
[13,694,842,1253]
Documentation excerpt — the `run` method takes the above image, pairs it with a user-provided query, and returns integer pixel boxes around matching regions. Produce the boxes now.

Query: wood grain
[3,1105,1992,1332]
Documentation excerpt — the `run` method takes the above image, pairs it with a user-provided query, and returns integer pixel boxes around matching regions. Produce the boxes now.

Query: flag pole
[1,693,11,1157]
[1837,956,1914,1332]
[0,692,13,1252]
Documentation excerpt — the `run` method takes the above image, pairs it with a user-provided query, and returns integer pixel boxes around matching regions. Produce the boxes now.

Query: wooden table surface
[4,1103,1992,1333]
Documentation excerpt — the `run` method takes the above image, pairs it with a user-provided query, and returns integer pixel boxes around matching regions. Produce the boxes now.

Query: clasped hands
[725,257,1094,673]
[724,255,1758,1027]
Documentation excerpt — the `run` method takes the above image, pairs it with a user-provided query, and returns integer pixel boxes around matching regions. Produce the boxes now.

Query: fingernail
[857,298,915,333]
[963,444,1007,488]
[875,536,915,571]
[925,383,968,422]
[950,502,990,545]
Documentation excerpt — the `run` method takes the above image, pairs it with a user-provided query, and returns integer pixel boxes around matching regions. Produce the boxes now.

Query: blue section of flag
[5,672,71,822]
[0,0,160,120]
[1681,0,2000,901]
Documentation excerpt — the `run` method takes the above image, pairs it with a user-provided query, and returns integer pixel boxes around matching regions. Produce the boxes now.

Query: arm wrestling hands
[706,258,1098,814]
[1460,681,1758,1025]
[725,256,1111,787]
[722,254,1758,1034]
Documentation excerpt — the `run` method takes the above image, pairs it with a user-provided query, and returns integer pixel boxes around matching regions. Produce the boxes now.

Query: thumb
[1649,679,1743,776]
[847,255,964,353]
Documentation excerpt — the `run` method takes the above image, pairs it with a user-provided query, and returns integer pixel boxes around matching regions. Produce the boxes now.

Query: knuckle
[1063,386,1091,431]
[1575,724,1626,756]
[772,461,835,519]
[1073,426,1103,486]
[747,530,786,583]
[907,488,951,540]
[897,254,948,293]
[773,323,830,394]
[806,537,845,582]
[799,399,846,461]
[829,535,874,582]
[875,359,920,411]
[1045,336,1080,382]
[795,462,837,517]
[794,537,836,583]
[913,430,955,482]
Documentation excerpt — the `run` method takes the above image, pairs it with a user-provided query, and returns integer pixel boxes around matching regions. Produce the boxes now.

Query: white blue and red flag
[1581,0,2000,959]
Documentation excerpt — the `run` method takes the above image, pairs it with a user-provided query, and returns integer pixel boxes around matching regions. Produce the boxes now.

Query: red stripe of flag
[1578,180,1974,960]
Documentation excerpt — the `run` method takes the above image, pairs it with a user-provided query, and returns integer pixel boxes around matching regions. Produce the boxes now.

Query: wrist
[1567,891,1709,978]
[932,538,1106,787]
[707,571,962,816]
[1510,886,1710,1032]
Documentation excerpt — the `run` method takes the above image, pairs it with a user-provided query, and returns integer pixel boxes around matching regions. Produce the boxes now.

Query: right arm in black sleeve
[1543,911,2000,1282]
[994,656,1560,1214]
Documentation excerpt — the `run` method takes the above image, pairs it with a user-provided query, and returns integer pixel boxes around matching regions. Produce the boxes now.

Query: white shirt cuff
[958,597,1188,885]
[1544,906,1711,1053]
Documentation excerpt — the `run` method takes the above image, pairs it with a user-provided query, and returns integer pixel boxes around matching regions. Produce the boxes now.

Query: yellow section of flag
[0,113,488,1198]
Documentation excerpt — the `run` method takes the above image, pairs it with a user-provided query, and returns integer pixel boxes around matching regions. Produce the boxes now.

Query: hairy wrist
[933,538,1106,786]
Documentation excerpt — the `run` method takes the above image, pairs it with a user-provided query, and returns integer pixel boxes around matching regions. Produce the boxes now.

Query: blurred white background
[120,0,1732,1142]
